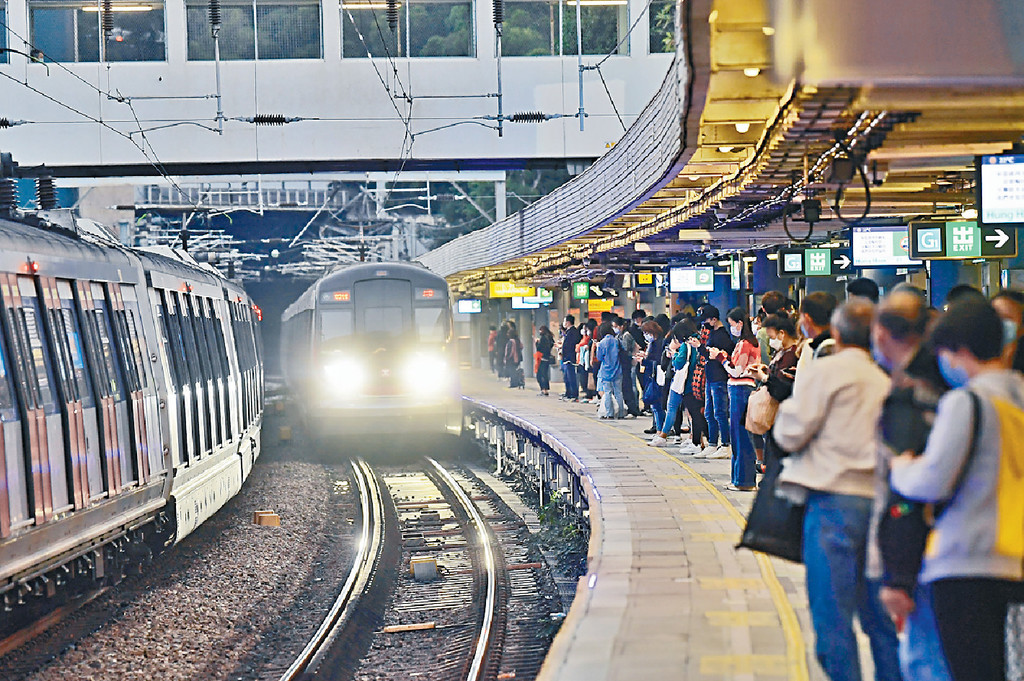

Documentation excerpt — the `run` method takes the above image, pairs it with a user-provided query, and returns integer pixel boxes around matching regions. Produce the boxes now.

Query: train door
[121,286,163,477]
[1,274,70,521]
[354,279,413,338]
[38,277,100,510]
[197,298,226,447]
[178,294,210,457]
[211,298,234,443]
[107,284,150,485]
[163,291,200,464]
[152,290,186,469]
[81,282,135,491]
[0,311,28,537]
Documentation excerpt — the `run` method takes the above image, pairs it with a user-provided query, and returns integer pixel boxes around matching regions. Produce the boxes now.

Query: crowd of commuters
[488,276,1023,681]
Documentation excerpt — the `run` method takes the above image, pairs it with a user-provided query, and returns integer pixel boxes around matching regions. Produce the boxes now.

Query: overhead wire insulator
[208,0,222,36]
[251,114,288,125]
[492,0,503,28]
[102,0,114,37]
[386,0,399,32]
[36,173,57,210]
[0,118,11,129]
[508,111,547,123]
[0,179,18,216]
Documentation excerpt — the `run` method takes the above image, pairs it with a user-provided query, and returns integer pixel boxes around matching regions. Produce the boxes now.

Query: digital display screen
[511,297,540,309]
[456,299,482,314]
[851,225,921,267]
[668,267,715,292]
[979,153,1024,227]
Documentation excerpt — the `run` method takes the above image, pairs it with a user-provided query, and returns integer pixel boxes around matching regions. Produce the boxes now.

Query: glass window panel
[363,307,404,336]
[320,308,353,342]
[561,0,626,56]
[0,331,16,412]
[186,2,255,60]
[648,0,673,53]
[256,1,321,59]
[413,306,448,342]
[29,1,165,62]
[342,4,399,58]
[409,0,471,56]
[502,0,557,56]
[1,2,9,63]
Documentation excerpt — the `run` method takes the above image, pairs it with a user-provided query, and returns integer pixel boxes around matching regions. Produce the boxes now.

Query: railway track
[286,456,556,681]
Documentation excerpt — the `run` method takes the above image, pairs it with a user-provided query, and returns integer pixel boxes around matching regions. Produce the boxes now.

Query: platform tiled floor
[461,369,859,681]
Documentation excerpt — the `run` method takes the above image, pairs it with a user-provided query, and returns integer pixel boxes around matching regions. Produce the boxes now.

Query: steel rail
[279,459,385,681]
[426,457,500,681]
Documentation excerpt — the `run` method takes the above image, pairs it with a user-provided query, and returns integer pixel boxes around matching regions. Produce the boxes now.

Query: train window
[110,307,141,394]
[320,309,353,341]
[124,309,150,388]
[89,296,124,401]
[210,302,230,378]
[413,307,449,343]
[155,294,182,390]
[363,307,404,337]
[0,328,16,413]
[45,306,78,402]
[199,299,223,380]
[18,278,56,410]
[184,297,213,383]
[57,281,94,406]
[177,295,203,383]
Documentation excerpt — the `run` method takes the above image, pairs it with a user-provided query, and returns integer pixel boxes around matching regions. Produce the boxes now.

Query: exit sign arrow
[833,253,852,270]
[985,228,1010,249]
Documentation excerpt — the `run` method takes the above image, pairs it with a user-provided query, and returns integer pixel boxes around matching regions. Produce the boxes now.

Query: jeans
[598,376,623,418]
[728,384,755,487]
[704,380,730,446]
[803,492,902,681]
[562,361,579,398]
[659,390,684,434]
[622,365,640,415]
[900,581,951,681]
[537,359,551,392]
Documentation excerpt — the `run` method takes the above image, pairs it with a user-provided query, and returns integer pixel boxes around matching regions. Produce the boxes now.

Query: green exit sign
[572,282,590,300]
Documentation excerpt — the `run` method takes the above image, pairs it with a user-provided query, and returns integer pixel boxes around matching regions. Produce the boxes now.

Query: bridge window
[342,0,473,58]
[1,1,8,63]
[186,0,322,60]
[29,0,166,62]
[648,0,673,53]
[502,0,627,57]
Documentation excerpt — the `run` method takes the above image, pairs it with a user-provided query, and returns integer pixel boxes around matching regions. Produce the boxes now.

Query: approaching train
[0,214,263,611]
[280,261,461,441]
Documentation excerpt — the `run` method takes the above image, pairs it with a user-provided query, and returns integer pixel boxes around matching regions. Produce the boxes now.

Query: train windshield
[414,307,448,342]
[321,309,353,341]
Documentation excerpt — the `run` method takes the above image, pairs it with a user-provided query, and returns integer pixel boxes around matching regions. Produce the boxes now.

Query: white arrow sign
[590,285,605,297]
[833,254,852,270]
[985,229,1010,249]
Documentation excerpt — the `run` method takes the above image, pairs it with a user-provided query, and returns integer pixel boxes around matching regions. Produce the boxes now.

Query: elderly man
[871,290,951,681]
[773,299,901,681]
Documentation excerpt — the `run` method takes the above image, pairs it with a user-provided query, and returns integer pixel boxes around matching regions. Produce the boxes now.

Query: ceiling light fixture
[762,26,775,36]
[961,207,978,220]
[734,122,751,134]
[743,67,761,77]
[718,146,735,153]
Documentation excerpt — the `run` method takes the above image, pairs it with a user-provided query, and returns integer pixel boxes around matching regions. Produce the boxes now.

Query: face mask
[1003,319,1019,348]
[643,333,655,343]
[769,338,783,351]
[729,323,742,337]
[872,345,892,372]
[938,354,970,389]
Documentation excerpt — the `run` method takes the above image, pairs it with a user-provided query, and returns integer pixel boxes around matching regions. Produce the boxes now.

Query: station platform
[460,369,840,681]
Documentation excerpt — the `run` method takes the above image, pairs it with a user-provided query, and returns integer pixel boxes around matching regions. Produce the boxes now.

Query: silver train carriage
[0,216,264,609]
[280,262,461,439]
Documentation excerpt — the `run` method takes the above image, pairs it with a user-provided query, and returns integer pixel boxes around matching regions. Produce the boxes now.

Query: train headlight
[402,353,450,395]
[323,357,366,395]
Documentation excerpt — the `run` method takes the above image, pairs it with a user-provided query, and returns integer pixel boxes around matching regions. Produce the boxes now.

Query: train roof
[282,261,448,322]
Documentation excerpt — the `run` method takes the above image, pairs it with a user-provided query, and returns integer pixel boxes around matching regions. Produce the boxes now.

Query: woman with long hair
[639,319,667,434]
[648,319,709,450]
[535,325,554,395]
[708,307,760,490]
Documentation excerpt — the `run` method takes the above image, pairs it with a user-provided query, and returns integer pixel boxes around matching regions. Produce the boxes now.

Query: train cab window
[414,307,449,343]
[363,307,404,337]
[354,279,411,337]
[320,308,353,344]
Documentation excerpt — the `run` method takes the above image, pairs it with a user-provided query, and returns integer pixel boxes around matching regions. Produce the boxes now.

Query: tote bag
[737,454,805,563]
[744,386,779,435]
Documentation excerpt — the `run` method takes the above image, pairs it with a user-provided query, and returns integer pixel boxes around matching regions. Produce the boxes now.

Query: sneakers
[648,435,669,446]
[643,427,658,435]
[678,441,703,455]
[725,484,756,492]
[694,444,720,459]
[707,445,732,460]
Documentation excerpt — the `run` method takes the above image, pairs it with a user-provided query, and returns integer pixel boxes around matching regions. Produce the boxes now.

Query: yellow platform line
[598,422,810,681]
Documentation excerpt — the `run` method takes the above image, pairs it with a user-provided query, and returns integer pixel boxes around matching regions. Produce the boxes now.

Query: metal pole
[576,0,584,131]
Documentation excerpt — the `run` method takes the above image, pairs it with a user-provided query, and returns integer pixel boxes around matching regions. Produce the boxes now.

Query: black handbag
[737,448,805,563]
[877,390,981,591]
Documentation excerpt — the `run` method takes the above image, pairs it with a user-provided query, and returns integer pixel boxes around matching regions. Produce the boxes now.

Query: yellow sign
[489,281,535,298]
[588,299,614,312]
[636,272,654,286]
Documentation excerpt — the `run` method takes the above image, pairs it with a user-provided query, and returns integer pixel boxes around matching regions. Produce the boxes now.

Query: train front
[311,267,462,440]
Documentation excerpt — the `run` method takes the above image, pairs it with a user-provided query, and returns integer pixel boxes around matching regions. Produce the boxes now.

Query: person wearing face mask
[890,300,1024,681]
[696,305,734,458]
[648,319,709,450]
[748,313,800,473]
[870,290,951,681]
[639,320,667,434]
[991,290,1024,373]
[794,291,838,378]
[707,308,760,488]
[756,291,786,364]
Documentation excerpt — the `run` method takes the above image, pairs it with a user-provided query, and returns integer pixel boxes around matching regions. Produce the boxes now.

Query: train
[280,261,462,442]
[0,213,263,610]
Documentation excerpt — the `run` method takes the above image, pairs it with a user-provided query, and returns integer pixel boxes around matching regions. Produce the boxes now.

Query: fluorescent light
[742,256,757,262]
[718,146,735,153]
[564,0,627,4]
[634,242,651,252]
[734,122,751,134]
[961,207,978,220]
[717,259,730,266]
[743,67,761,77]
[82,4,153,10]
[688,175,701,180]
[766,253,779,260]
[762,26,775,36]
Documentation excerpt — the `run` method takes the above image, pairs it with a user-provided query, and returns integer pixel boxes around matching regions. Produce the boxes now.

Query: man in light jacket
[773,299,901,681]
